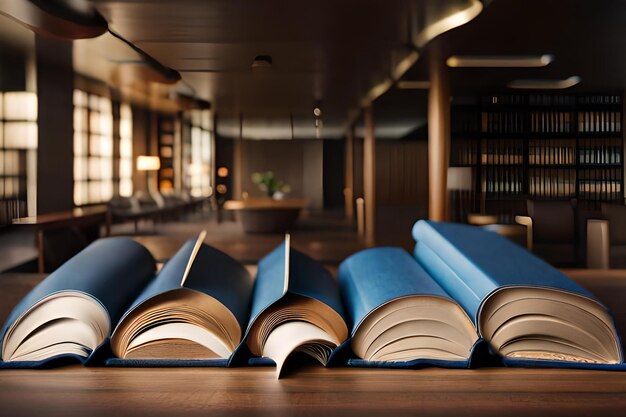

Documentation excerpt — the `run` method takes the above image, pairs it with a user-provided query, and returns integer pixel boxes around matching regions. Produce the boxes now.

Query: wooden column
[363,106,376,246]
[427,50,451,221]
[344,127,355,221]
[232,115,243,200]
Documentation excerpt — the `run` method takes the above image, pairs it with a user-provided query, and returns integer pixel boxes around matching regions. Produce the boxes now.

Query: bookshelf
[157,114,176,192]
[450,93,624,215]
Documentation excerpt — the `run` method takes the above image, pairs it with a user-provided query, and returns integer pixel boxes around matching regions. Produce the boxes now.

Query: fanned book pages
[0,238,157,368]
[109,231,255,366]
[412,220,625,369]
[338,247,480,368]
[240,235,349,378]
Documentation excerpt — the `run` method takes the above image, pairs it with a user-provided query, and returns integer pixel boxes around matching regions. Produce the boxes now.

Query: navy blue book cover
[107,239,255,368]
[0,238,156,369]
[231,239,347,368]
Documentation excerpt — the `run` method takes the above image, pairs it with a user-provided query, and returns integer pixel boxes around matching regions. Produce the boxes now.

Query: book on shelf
[3,220,626,372]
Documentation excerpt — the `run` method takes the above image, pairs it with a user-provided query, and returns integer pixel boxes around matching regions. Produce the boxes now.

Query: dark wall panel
[323,139,345,209]
[215,136,233,201]
[0,46,26,91]
[132,105,151,193]
[375,139,429,250]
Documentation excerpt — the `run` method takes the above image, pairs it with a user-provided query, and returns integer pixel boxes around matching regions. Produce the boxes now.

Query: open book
[338,247,480,368]
[241,235,348,377]
[0,238,157,365]
[413,220,624,368]
[110,231,254,361]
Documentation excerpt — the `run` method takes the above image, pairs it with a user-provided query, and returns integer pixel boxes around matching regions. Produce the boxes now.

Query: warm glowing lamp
[136,155,160,197]
[136,155,161,171]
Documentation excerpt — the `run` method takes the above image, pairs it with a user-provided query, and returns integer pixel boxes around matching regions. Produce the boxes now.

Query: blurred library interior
[0,0,625,272]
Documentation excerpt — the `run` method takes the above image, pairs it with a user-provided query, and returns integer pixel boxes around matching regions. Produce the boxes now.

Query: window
[118,103,133,197]
[0,91,37,224]
[187,110,213,197]
[73,89,114,205]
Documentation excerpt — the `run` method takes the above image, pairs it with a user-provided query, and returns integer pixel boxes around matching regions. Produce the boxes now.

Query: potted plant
[251,171,291,199]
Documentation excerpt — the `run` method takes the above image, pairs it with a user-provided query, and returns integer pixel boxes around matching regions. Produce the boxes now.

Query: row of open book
[1,221,625,377]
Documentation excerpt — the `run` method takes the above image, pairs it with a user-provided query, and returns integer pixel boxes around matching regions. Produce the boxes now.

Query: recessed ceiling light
[397,80,431,90]
[446,54,554,68]
[251,55,272,71]
[508,75,581,90]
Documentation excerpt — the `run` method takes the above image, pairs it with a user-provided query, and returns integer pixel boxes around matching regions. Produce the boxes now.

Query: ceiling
[1,0,625,140]
[79,0,482,139]
[399,0,626,95]
[370,0,626,138]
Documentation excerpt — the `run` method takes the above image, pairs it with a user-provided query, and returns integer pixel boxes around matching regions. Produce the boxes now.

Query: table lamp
[136,155,160,195]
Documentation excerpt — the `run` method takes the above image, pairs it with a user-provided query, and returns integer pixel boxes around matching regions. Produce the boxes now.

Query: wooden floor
[1,270,626,416]
[124,210,367,264]
[0,209,366,273]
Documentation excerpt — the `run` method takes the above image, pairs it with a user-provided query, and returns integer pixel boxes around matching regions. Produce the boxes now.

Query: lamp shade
[447,167,473,191]
[136,155,160,171]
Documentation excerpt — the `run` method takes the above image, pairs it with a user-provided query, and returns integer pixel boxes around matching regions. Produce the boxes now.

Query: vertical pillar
[428,49,451,221]
[232,114,243,200]
[363,106,376,246]
[36,35,74,214]
[26,40,37,216]
[344,126,355,221]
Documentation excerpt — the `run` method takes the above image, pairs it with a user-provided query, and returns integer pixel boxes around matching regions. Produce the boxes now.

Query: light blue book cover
[338,247,482,369]
[412,220,626,370]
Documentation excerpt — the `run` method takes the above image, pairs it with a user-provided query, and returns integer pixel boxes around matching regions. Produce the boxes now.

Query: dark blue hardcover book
[338,247,481,369]
[0,238,156,368]
[232,236,348,377]
[106,233,254,367]
[412,220,626,369]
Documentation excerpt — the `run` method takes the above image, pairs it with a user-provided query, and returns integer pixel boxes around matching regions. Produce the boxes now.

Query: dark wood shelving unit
[157,114,176,192]
[450,93,624,220]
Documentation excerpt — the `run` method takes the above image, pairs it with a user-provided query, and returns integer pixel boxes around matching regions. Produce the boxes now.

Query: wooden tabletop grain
[1,271,626,417]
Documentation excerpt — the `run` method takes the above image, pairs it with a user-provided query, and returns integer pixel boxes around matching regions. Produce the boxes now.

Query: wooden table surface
[223,198,308,210]
[11,205,111,273]
[1,271,626,417]
[11,205,110,227]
